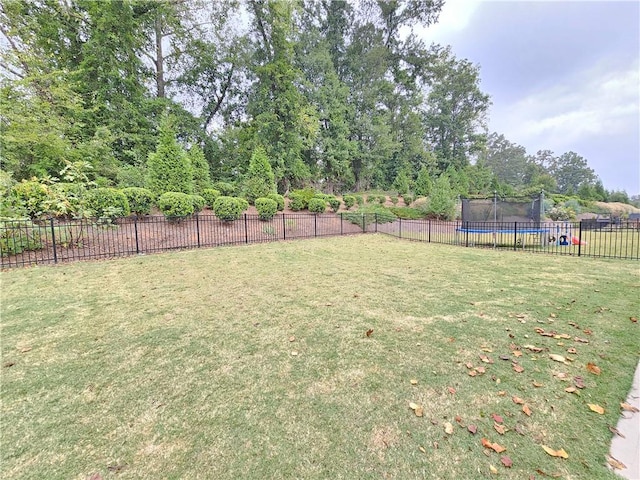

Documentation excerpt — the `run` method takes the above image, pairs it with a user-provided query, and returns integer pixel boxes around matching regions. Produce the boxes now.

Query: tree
[549,151,596,194]
[189,145,212,194]
[146,118,192,196]
[425,174,456,220]
[244,146,276,204]
[414,166,433,197]
[480,133,529,188]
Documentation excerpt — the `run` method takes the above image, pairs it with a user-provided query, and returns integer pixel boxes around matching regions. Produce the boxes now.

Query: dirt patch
[369,425,400,459]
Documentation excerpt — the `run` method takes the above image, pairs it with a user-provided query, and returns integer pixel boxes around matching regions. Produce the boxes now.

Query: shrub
[0,218,42,257]
[212,181,236,196]
[392,171,410,195]
[85,188,130,220]
[547,206,576,221]
[308,197,326,213]
[146,119,192,196]
[255,197,278,220]
[378,195,386,205]
[389,207,425,219]
[288,192,307,211]
[343,205,396,230]
[343,195,355,209]
[157,192,195,218]
[326,195,341,212]
[189,146,212,194]
[354,195,364,206]
[200,189,220,208]
[244,146,276,204]
[11,179,50,218]
[122,187,154,215]
[289,188,317,209]
[116,165,146,188]
[190,194,206,213]
[213,196,248,221]
[402,194,414,206]
[391,196,399,205]
[267,193,285,211]
[420,176,455,220]
[414,166,433,197]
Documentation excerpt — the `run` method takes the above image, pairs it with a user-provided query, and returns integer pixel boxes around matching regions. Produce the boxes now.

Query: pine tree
[244,146,276,204]
[189,145,212,194]
[426,175,456,220]
[414,166,433,197]
[146,118,192,196]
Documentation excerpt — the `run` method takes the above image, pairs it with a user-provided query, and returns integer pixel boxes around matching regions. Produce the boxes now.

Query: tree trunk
[155,15,165,98]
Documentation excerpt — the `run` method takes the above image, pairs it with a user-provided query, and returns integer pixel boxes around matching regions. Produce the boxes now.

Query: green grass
[1,235,638,479]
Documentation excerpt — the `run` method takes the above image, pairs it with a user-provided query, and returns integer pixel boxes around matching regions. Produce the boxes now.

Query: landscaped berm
[1,235,638,480]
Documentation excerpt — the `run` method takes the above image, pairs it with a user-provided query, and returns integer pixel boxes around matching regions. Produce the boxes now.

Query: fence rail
[2,214,639,268]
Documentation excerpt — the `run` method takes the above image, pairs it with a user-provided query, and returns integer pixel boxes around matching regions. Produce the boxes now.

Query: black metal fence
[1,214,639,268]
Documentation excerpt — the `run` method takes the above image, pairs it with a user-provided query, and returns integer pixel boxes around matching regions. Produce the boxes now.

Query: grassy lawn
[1,235,638,479]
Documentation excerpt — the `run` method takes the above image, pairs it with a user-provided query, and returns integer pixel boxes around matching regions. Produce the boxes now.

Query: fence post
[134,216,140,254]
[314,214,317,237]
[428,219,431,243]
[244,214,248,244]
[49,218,58,263]
[514,222,518,251]
[195,213,201,248]
[375,213,378,233]
[282,213,286,240]
[340,213,343,235]
[578,221,582,257]
[362,213,365,233]
[399,217,402,238]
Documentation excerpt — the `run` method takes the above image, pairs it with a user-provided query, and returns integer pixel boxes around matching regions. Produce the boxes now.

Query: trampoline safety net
[461,197,542,224]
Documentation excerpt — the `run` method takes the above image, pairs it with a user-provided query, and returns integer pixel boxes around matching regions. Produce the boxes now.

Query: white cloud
[413,0,483,41]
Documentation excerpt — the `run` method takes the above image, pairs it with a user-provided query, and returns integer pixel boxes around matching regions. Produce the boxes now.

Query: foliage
[402,194,414,206]
[122,187,154,215]
[0,218,42,257]
[157,192,195,218]
[190,195,206,213]
[421,175,456,220]
[11,179,50,219]
[266,193,285,211]
[413,166,433,197]
[255,197,278,221]
[308,197,327,213]
[288,188,317,211]
[116,165,147,188]
[354,195,364,206]
[326,195,341,212]
[212,196,248,221]
[146,117,192,196]
[85,188,130,220]
[389,207,425,220]
[189,146,212,194]
[392,170,410,195]
[212,181,237,196]
[342,195,355,209]
[244,146,276,204]
[201,189,222,208]
[343,204,396,230]
[547,206,576,221]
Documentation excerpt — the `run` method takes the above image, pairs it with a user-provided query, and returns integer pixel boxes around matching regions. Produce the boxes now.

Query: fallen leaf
[475,366,486,374]
[87,474,103,480]
[554,372,569,380]
[492,442,506,453]
[289,336,296,342]
[620,402,639,413]
[565,386,577,393]
[575,337,589,344]
[573,376,585,389]
[555,333,571,339]
[541,445,569,459]
[607,456,627,470]
[409,402,419,410]
[489,465,498,474]
[549,354,567,364]
[465,362,474,369]
[497,391,506,396]
[468,424,477,434]
[513,350,523,357]
[419,446,426,454]
[365,329,374,337]
[567,348,577,355]
[494,423,507,435]
[500,355,511,361]
[513,364,524,373]
[512,396,525,405]
[608,426,625,438]
[290,351,299,356]
[523,344,544,353]
[533,381,544,387]
[586,363,601,375]
[631,317,638,323]
[588,403,605,414]
[2,361,15,368]
[480,354,494,364]
[491,413,504,423]
[501,455,513,468]
[444,422,454,434]
[481,438,493,448]
[455,415,463,424]
[415,406,424,417]
[522,404,532,416]
[447,386,456,394]
[18,346,32,353]
[410,379,418,385]
[481,347,493,353]
[583,329,593,335]
[468,370,477,377]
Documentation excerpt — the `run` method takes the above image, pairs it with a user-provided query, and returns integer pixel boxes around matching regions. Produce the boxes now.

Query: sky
[417,0,640,195]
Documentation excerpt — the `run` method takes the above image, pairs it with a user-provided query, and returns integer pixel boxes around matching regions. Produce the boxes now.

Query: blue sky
[417,0,640,195]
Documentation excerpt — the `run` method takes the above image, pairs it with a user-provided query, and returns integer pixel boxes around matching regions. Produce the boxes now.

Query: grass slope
[1,235,638,479]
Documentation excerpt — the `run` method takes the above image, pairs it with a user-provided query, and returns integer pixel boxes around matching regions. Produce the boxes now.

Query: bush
[0,218,42,257]
[85,188,130,220]
[354,195,364,206]
[343,195,355,209]
[343,205,396,230]
[402,194,414,206]
[213,196,248,221]
[288,192,307,211]
[326,195,341,212]
[116,165,146,188]
[157,192,195,218]
[11,179,50,218]
[189,146,212,194]
[391,196,399,205]
[308,197,326,213]
[190,194,206,213]
[212,181,236,196]
[146,119,192,196]
[244,146,276,204]
[290,188,317,209]
[255,197,278,220]
[547,206,576,221]
[389,207,425,219]
[201,188,221,208]
[267,193,285,211]
[122,187,154,215]
[378,195,387,205]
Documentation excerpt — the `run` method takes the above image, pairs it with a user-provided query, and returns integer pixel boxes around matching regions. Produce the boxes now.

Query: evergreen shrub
[255,197,278,220]
[308,197,326,213]
[157,192,195,218]
[122,187,154,215]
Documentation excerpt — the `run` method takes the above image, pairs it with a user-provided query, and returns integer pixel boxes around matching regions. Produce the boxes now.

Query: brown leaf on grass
[444,422,454,434]
[555,333,571,339]
[541,445,569,459]
[491,413,504,423]
[620,402,639,413]
[565,386,577,393]
[567,348,577,354]
[290,351,299,356]
[575,337,589,343]
[574,376,585,389]
[522,404,532,416]
[609,426,625,438]
[588,404,605,414]
[455,415,462,424]
[87,474,103,480]
[419,446,426,454]
[500,354,511,361]
[465,362,474,369]
[513,350,523,357]
[586,363,601,375]
[523,345,544,353]
[607,456,627,470]
[501,455,513,468]
[583,329,593,335]
[447,386,456,394]
[468,424,477,434]
[494,423,507,435]
[2,361,15,368]
[468,370,477,377]
[512,396,525,405]
[410,379,418,385]
[414,407,424,417]
[489,465,498,474]
[549,354,567,364]
[497,391,506,396]
[289,336,296,342]
[409,402,419,410]
[365,329,374,337]
[533,380,544,387]
[631,317,638,323]
[554,372,569,380]
[481,347,493,352]
[513,364,524,373]
[475,366,486,374]
[481,438,506,453]
[536,469,563,478]
[18,346,32,353]
[480,354,494,364]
